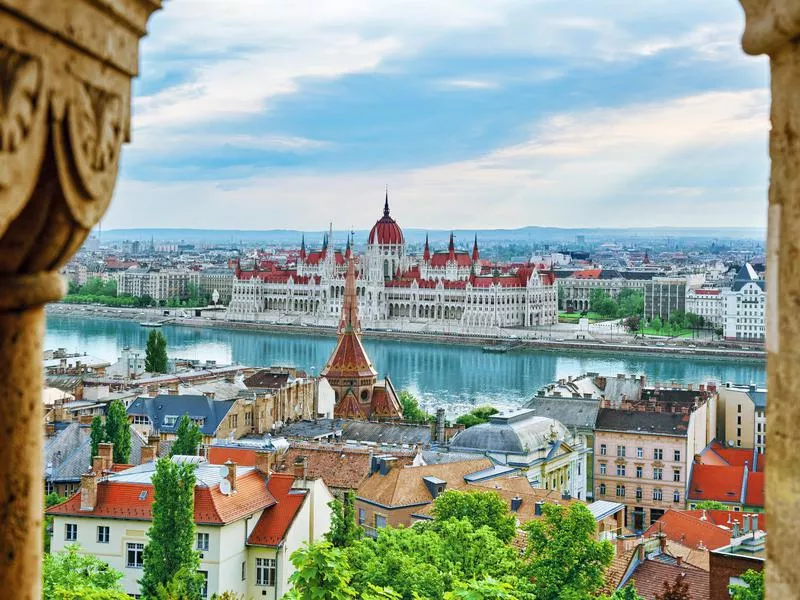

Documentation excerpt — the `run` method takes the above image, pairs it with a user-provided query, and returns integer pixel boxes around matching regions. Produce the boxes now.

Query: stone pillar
[0,1,160,597]
[738,2,800,597]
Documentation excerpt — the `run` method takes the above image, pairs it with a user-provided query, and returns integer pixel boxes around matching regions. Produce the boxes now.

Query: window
[673,450,681,462]
[127,543,144,568]
[198,571,208,598]
[673,469,681,482]
[162,415,177,427]
[673,491,681,503]
[636,466,643,478]
[653,449,663,461]
[737,427,742,438]
[599,463,607,475]
[256,558,276,586]
[244,411,252,425]
[616,445,626,457]
[599,444,607,456]
[737,404,742,413]
[616,464,626,477]
[636,487,643,500]
[97,526,110,544]
[599,483,606,496]
[653,468,663,480]
[358,508,366,525]
[375,514,387,529]
[196,532,209,552]
[241,561,246,582]
[653,489,663,501]
[737,416,742,425]
[636,447,644,459]
[577,462,581,476]
[229,414,238,428]
[65,523,77,542]
[45,481,54,495]
[616,485,626,498]
[132,415,149,425]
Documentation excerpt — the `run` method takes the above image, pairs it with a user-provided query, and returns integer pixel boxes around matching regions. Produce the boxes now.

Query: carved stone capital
[0,0,161,303]
[739,0,800,56]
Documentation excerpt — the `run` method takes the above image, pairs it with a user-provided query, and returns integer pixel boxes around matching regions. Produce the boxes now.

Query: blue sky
[104,0,770,231]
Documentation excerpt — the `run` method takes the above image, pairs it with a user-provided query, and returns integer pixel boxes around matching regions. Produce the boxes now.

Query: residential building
[645,508,765,553]
[716,383,767,453]
[623,536,710,600]
[593,384,716,531]
[447,409,588,501]
[227,196,558,330]
[555,269,655,312]
[198,267,234,304]
[687,442,765,512]
[643,277,687,321]
[708,535,765,600]
[116,267,200,301]
[48,453,333,599]
[722,264,766,342]
[685,288,725,328]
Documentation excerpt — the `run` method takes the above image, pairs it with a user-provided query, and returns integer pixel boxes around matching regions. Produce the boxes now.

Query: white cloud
[437,79,500,90]
[109,89,769,230]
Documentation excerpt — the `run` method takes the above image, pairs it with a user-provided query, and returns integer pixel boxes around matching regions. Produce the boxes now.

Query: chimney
[168,383,179,396]
[687,383,693,391]
[80,473,98,511]
[147,384,159,397]
[203,391,215,400]
[379,456,397,476]
[658,533,667,553]
[752,514,759,532]
[148,435,160,457]
[742,514,751,534]
[693,453,702,464]
[98,442,114,470]
[140,445,156,464]
[676,556,683,566]
[45,423,56,436]
[92,456,105,474]
[225,460,238,493]
[561,491,571,501]
[53,398,65,422]
[511,496,523,512]
[293,456,308,482]
[436,408,446,443]
[534,501,544,516]
[255,450,273,476]
[699,384,706,392]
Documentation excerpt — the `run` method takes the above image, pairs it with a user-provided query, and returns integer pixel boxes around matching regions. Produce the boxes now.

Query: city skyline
[106,0,769,231]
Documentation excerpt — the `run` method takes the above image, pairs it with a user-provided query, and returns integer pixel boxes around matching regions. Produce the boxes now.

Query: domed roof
[450,409,569,455]
[368,191,404,245]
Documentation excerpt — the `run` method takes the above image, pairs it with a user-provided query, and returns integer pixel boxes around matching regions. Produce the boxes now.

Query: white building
[116,267,200,301]
[722,264,766,342]
[48,453,333,599]
[227,195,558,331]
[685,288,725,328]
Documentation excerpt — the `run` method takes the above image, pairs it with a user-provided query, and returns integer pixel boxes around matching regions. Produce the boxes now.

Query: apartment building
[643,278,687,321]
[555,269,654,312]
[722,264,766,342]
[716,383,767,453]
[685,288,725,328]
[48,451,333,599]
[116,267,200,301]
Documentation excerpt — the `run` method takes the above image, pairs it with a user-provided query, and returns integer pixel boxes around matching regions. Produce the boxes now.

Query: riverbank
[45,304,766,363]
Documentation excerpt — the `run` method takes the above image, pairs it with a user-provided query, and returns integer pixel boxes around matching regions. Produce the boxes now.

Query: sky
[104,0,770,232]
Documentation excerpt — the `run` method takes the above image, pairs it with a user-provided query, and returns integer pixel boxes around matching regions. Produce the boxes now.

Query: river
[45,315,767,414]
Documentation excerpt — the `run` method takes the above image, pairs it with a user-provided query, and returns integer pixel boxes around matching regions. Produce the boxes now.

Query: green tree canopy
[43,544,128,600]
[326,490,364,548]
[104,400,131,464]
[589,289,618,318]
[139,458,201,599]
[44,492,68,553]
[431,490,517,543]
[729,569,764,600]
[694,500,728,510]
[399,391,432,424]
[599,584,645,600]
[170,414,203,456]
[285,541,358,600]
[522,503,614,600]
[617,289,644,318]
[145,330,169,373]
[90,415,105,460]
[444,577,521,600]
[456,406,498,428]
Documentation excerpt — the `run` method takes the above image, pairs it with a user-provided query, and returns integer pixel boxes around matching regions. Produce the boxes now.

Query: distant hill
[99,226,765,246]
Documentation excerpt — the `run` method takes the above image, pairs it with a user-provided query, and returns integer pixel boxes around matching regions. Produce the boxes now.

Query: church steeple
[299,234,306,260]
[472,234,479,262]
[423,233,430,262]
[448,232,455,260]
[384,186,390,217]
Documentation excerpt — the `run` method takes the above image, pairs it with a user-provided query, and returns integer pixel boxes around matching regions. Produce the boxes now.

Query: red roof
[692,289,721,296]
[706,441,755,468]
[629,559,709,600]
[47,469,275,525]
[688,464,745,504]
[573,269,602,279]
[247,473,308,547]
[683,509,766,531]
[644,509,732,550]
[745,471,765,507]
[429,252,471,268]
[369,194,404,245]
[208,447,259,466]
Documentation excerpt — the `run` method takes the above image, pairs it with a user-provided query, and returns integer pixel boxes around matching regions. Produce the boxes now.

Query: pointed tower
[448,232,456,261]
[321,259,378,419]
[299,234,306,261]
[423,234,431,262]
[344,233,352,260]
[472,234,479,263]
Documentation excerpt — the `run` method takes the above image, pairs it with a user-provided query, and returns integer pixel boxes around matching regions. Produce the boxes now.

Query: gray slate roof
[524,397,601,429]
[278,419,432,446]
[747,391,767,409]
[449,409,568,454]
[595,408,690,437]
[127,395,236,436]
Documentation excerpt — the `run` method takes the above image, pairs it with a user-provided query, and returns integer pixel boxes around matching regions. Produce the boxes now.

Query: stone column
[739,2,800,597]
[0,1,160,597]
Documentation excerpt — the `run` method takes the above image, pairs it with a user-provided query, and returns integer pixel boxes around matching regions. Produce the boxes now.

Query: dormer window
[163,415,177,427]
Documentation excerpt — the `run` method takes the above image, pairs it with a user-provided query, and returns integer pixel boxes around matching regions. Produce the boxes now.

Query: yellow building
[716,384,767,453]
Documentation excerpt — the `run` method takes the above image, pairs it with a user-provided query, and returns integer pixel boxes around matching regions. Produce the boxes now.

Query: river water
[45,315,767,414]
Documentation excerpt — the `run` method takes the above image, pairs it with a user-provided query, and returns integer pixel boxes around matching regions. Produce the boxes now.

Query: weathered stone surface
[740,1,800,597]
[0,0,160,596]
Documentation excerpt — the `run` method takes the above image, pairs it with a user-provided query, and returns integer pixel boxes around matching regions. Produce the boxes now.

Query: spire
[384,186,390,217]
[423,233,430,262]
[300,234,306,260]
[448,232,455,260]
[322,233,328,250]
[472,233,479,262]
[345,232,352,259]
[339,258,360,334]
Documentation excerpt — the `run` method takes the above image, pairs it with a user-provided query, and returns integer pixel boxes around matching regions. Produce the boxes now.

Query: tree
[43,544,129,599]
[599,584,645,600]
[729,569,764,600]
[152,567,206,600]
[589,289,618,318]
[326,490,364,548]
[655,574,691,600]
[456,406,498,428]
[624,315,641,333]
[145,330,169,373]
[522,503,614,600]
[650,316,663,332]
[170,414,203,456]
[105,400,132,464]
[445,577,521,600]
[617,289,644,318]
[90,415,105,460]
[694,500,728,510]
[44,492,67,553]
[81,277,104,296]
[285,542,358,600]
[101,279,118,297]
[139,458,201,600]
[431,490,517,543]
[399,391,432,424]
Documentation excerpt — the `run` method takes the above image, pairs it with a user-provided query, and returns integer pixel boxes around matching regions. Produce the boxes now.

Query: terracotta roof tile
[687,464,745,504]
[644,509,731,551]
[247,473,307,546]
[745,471,765,507]
[629,560,709,600]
